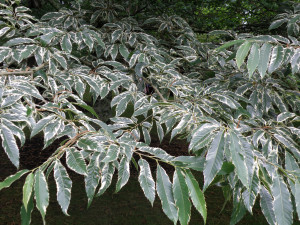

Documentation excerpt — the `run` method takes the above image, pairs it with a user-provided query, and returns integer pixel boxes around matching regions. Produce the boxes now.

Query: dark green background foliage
[21,0,291,33]
[0,0,299,225]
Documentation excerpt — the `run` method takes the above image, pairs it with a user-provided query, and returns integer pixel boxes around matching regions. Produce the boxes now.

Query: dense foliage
[0,0,299,224]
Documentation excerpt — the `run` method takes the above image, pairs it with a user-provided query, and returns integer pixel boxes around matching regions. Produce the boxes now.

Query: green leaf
[295,181,300,220]
[156,121,164,143]
[1,94,22,108]
[41,12,64,20]
[43,119,61,144]
[82,31,94,52]
[40,32,59,45]
[103,144,119,162]
[49,58,58,74]
[14,82,44,100]
[247,43,260,78]
[274,134,300,161]
[34,169,49,224]
[20,193,34,225]
[61,34,72,53]
[185,170,207,224]
[172,156,205,172]
[74,76,86,99]
[54,160,72,215]
[81,75,101,97]
[171,114,191,140]
[22,173,34,211]
[110,44,118,60]
[272,175,293,225]
[2,118,26,146]
[277,112,295,123]
[31,115,56,138]
[111,29,122,43]
[5,37,35,47]
[116,94,131,116]
[34,47,46,66]
[0,124,20,168]
[212,94,239,109]
[216,39,245,52]
[64,16,74,29]
[0,47,10,63]
[20,45,37,62]
[260,186,276,225]
[115,156,130,193]
[268,45,284,74]
[66,147,87,175]
[189,123,219,151]
[142,127,151,145]
[0,169,28,191]
[89,30,105,48]
[258,43,272,78]
[52,53,67,70]
[138,159,155,206]
[156,164,178,224]
[135,62,147,77]
[96,163,115,197]
[0,27,10,38]
[230,131,248,188]
[85,153,101,207]
[230,194,246,225]
[236,41,251,69]
[119,44,129,59]
[203,130,225,190]
[138,146,174,162]
[269,19,287,30]
[74,103,99,119]
[173,168,191,225]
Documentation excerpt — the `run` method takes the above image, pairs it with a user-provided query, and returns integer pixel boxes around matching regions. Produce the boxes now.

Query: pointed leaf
[230,131,248,188]
[295,181,300,220]
[277,112,295,123]
[54,160,72,215]
[96,163,115,197]
[0,124,20,168]
[236,41,251,69]
[0,169,28,191]
[203,130,225,190]
[66,148,87,175]
[85,153,101,207]
[173,168,191,225]
[22,173,34,211]
[20,193,34,225]
[115,156,130,193]
[156,164,178,224]
[171,114,191,140]
[247,43,260,78]
[272,175,293,225]
[34,169,49,223]
[138,159,155,205]
[268,45,284,74]
[185,170,207,224]
[260,186,276,225]
[31,115,56,138]
[61,34,72,53]
[258,43,272,78]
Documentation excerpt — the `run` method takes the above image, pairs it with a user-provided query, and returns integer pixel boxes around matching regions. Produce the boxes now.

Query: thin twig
[142,77,167,102]
[0,63,47,76]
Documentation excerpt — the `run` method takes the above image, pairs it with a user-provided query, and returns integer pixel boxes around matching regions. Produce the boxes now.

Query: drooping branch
[142,77,167,103]
[0,63,47,76]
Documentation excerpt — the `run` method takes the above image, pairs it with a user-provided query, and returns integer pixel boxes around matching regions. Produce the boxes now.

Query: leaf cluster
[0,1,299,225]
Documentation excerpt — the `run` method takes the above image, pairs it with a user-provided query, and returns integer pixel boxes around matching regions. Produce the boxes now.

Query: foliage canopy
[0,0,299,224]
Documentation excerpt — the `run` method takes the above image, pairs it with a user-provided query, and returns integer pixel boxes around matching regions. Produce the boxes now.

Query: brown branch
[0,63,47,76]
[142,77,167,103]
